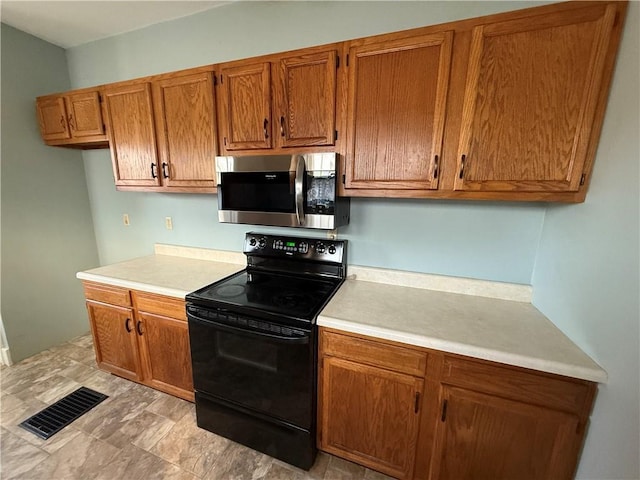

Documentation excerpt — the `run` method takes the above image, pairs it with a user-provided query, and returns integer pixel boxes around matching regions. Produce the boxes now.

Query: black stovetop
[186,232,347,325]
[186,269,342,323]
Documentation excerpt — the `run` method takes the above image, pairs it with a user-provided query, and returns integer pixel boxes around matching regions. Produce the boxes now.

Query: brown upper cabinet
[218,62,272,151]
[36,1,626,201]
[342,1,627,202]
[453,3,619,195]
[344,31,453,192]
[217,46,339,154]
[103,68,217,192]
[36,88,108,148]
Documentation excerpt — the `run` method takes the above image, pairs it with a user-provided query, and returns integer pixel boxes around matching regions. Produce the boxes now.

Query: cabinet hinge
[334,130,338,141]
[441,399,448,422]
[580,173,586,186]
[336,55,340,69]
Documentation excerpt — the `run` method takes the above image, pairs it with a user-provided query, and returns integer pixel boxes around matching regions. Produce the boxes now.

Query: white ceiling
[1,1,230,48]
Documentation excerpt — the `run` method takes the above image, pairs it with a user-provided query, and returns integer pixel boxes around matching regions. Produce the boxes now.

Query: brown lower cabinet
[318,328,597,480]
[83,281,194,402]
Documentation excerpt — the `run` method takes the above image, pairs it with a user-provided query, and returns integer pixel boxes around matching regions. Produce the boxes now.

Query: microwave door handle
[294,155,305,226]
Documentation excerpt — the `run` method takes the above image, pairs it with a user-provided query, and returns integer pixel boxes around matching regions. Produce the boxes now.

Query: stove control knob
[328,245,337,255]
[299,242,308,254]
[258,237,266,249]
[316,242,326,254]
[249,237,257,247]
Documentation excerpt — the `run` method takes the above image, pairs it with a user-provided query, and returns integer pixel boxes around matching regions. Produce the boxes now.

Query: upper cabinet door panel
[345,31,453,191]
[276,50,337,148]
[104,83,160,186]
[454,4,617,193]
[154,72,217,188]
[219,62,271,150]
[65,91,105,138]
[36,97,70,141]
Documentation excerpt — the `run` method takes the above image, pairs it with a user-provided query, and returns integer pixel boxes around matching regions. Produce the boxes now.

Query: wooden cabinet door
[454,4,617,193]
[136,311,194,401]
[274,50,337,148]
[218,62,271,151]
[320,356,423,479]
[431,386,581,480]
[345,31,453,191]
[86,301,142,382]
[153,71,217,190]
[104,82,160,186]
[36,96,70,141]
[65,90,105,138]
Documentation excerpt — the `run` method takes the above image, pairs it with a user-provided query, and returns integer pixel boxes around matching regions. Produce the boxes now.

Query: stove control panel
[244,232,346,264]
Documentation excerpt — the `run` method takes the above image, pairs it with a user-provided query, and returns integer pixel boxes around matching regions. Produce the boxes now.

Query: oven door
[187,306,315,429]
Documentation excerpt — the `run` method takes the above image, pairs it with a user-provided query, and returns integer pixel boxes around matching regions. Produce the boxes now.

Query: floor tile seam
[5,427,54,469]
[132,438,206,479]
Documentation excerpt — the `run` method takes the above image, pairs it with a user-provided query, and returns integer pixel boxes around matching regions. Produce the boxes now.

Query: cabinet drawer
[132,290,186,321]
[83,282,131,307]
[321,329,427,377]
[442,356,594,414]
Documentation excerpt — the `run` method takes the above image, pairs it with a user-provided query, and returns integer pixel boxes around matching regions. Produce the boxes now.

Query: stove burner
[272,293,314,309]
[214,284,247,298]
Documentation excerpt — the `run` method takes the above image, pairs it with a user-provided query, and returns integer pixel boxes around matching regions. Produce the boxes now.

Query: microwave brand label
[264,174,277,180]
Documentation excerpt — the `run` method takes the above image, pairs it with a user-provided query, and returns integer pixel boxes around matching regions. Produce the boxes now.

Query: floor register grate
[19,386,108,440]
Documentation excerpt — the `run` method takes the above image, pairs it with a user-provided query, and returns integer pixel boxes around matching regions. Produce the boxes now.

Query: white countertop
[76,245,244,298]
[318,274,607,383]
[77,244,607,383]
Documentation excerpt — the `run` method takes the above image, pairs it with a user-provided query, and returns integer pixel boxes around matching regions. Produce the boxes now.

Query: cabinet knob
[68,114,75,131]
[136,320,144,336]
[280,116,285,137]
[124,318,132,333]
[162,162,170,179]
[151,163,158,179]
[60,114,66,128]
[263,118,269,139]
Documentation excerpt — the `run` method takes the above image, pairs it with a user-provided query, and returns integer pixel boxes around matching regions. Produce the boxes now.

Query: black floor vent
[19,386,108,440]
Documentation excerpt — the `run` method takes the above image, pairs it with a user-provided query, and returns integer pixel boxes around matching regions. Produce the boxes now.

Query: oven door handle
[294,154,305,226]
[188,313,310,345]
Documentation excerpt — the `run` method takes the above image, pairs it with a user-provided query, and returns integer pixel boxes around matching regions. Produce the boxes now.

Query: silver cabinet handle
[294,155,305,226]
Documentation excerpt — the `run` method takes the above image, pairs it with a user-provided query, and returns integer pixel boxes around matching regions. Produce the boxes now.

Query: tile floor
[0,334,393,480]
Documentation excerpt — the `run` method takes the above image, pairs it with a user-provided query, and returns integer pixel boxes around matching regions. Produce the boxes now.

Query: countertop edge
[317,316,608,384]
[77,271,188,299]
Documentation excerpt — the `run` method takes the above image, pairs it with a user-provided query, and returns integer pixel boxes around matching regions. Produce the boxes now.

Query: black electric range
[186,232,347,470]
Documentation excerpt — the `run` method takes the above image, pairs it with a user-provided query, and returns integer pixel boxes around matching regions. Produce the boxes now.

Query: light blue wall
[0,24,100,362]
[532,3,640,478]
[70,1,548,284]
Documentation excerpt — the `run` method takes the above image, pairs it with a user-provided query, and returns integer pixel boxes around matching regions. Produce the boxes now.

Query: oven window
[216,332,277,373]
[220,172,296,213]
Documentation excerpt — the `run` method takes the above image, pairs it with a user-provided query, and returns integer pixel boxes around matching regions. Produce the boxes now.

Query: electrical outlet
[123,214,130,226]
[326,229,338,240]
[165,217,173,230]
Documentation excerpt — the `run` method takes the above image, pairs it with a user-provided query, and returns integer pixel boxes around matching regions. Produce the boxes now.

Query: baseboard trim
[1,347,13,366]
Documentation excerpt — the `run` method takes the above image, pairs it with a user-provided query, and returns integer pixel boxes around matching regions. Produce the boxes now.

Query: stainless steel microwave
[215,153,350,230]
